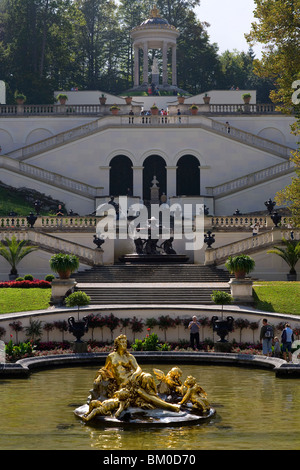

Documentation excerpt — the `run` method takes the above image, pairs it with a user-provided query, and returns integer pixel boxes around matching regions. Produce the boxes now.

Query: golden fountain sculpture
[74,335,215,426]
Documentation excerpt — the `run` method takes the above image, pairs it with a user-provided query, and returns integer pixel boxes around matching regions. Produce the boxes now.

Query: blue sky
[195,0,263,58]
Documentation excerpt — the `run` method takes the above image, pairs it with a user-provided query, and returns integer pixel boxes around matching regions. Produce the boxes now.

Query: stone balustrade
[0,216,102,230]
[0,214,295,231]
[0,102,280,117]
[1,230,100,265]
[211,121,293,159]
[207,160,295,198]
[205,229,300,266]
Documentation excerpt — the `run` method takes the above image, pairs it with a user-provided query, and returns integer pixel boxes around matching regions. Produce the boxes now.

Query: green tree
[246,0,300,110]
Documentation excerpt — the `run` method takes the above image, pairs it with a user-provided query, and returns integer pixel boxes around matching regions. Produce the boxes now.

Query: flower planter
[111,109,119,115]
[151,108,159,115]
[125,97,132,105]
[178,97,185,104]
[191,108,198,115]
[203,96,211,105]
[99,97,107,105]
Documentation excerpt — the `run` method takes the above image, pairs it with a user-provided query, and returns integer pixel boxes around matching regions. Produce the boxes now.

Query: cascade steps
[72,264,231,283]
[75,286,232,305]
[72,264,231,305]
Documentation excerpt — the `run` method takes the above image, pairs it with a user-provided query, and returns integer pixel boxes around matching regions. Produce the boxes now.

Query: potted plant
[203,93,211,105]
[190,104,198,115]
[110,104,120,115]
[225,254,256,279]
[14,92,26,105]
[99,94,107,105]
[49,253,79,279]
[0,235,38,280]
[56,93,68,105]
[177,93,185,104]
[125,95,132,105]
[150,103,159,115]
[267,238,300,281]
[242,93,251,104]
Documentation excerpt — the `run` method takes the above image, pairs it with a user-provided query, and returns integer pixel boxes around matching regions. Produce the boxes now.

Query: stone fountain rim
[1,350,299,378]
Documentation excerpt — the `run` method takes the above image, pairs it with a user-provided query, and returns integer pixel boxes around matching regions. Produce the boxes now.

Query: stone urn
[68,316,89,342]
[211,316,234,343]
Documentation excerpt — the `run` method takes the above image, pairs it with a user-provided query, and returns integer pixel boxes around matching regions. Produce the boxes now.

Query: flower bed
[0,280,51,288]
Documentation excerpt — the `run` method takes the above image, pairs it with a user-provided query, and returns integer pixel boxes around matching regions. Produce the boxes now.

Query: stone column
[143,42,149,85]
[166,166,177,198]
[134,44,139,87]
[99,166,111,195]
[132,166,144,198]
[162,42,168,86]
[172,45,177,86]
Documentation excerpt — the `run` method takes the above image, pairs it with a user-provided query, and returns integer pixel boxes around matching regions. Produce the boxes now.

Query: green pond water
[0,364,300,450]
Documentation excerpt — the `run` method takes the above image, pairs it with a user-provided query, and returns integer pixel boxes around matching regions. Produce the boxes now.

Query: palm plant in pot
[0,235,38,280]
[56,93,68,105]
[14,92,26,104]
[49,253,79,279]
[267,238,300,281]
[225,254,255,279]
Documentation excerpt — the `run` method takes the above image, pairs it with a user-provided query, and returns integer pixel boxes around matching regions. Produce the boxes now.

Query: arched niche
[26,128,54,145]
[109,155,133,196]
[143,154,166,202]
[176,154,200,196]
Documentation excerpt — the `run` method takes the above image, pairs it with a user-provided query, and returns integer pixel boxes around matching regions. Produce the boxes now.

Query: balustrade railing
[208,160,295,197]
[0,102,281,117]
[0,216,102,230]
[2,230,97,265]
[205,229,300,266]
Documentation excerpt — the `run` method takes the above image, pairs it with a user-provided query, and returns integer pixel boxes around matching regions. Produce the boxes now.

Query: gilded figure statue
[77,334,213,424]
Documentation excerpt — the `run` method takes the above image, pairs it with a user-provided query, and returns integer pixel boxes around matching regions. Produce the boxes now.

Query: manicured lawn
[253,282,300,315]
[0,288,52,314]
[0,283,299,315]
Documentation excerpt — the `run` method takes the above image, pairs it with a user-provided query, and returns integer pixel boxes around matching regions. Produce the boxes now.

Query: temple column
[134,44,140,87]
[172,45,177,86]
[143,42,149,85]
[162,42,168,86]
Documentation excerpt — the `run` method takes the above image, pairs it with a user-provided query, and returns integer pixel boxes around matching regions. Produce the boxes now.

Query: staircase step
[75,285,231,305]
[72,264,231,283]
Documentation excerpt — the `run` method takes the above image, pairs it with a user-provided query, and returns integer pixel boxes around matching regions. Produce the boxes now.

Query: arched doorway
[143,155,167,203]
[176,155,200,196]
[109,155,133,196]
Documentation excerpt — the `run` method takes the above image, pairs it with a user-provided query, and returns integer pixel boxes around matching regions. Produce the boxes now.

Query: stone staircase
[73,264,231,305]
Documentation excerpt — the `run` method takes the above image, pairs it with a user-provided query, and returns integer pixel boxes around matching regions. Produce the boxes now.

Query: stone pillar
[99,166,111,195]
[162,42,168,86]
[50,279,77,306]
[132,166,144,198]
[166,166,177,198]
[229,278,254,304]
[172,45,177,86]
[143,42,149,85]
[134,45,140,87]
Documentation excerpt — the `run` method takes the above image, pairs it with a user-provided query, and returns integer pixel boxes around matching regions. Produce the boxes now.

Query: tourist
[177,109,181,123]
[260,318,274,357]
[129,109,134,124]
[281,323,294,362]
[188,316,201,350]
[273,337,281,358]
[225,121,230,134]
[251,222,260,236]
